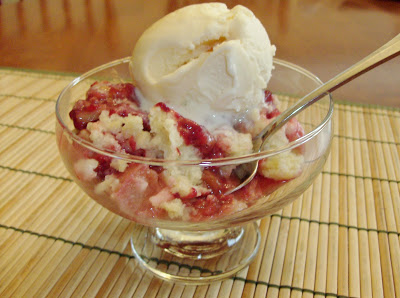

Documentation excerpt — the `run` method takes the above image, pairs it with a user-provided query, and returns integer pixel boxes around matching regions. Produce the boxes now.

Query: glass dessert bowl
[55,57,333,284]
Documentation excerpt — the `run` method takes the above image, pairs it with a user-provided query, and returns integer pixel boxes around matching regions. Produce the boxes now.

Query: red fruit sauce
[68,81,302,220]
[155,102,225,159]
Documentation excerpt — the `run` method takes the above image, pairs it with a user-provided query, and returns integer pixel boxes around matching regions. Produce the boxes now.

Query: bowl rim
[55,57,334,166]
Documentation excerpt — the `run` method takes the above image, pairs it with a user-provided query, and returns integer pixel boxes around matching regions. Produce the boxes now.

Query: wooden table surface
[0,0,399,107]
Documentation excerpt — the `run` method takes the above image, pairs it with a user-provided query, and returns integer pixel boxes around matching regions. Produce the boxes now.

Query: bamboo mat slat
[0,68,399,298]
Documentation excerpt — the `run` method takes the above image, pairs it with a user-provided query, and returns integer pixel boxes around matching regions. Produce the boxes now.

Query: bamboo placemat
[0,67,399,298]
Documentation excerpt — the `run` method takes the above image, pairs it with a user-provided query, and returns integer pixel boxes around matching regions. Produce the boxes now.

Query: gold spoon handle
[256,33,400,149]
[225,33,400,195]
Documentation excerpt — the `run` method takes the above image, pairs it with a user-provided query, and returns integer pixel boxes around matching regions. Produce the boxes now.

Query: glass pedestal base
[130,222,261,284]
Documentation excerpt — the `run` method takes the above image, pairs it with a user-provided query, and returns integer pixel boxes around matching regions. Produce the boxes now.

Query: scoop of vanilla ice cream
[130,3,276,130]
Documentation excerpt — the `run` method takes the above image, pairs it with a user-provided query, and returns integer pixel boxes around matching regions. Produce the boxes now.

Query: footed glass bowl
[55,57,333,284]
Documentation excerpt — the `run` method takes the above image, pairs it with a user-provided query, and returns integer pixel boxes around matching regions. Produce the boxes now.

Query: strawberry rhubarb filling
[67,81,304,222]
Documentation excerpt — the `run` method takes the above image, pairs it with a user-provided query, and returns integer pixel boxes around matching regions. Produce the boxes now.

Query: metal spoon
[225,33,400,195]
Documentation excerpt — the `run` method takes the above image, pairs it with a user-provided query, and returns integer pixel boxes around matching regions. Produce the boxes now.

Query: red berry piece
[264,90,280,119]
